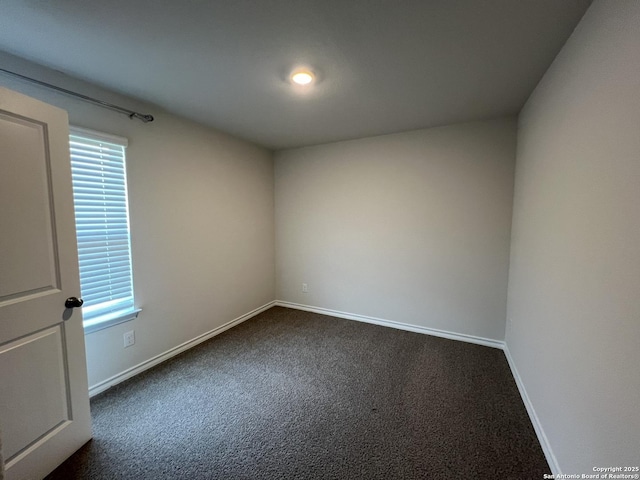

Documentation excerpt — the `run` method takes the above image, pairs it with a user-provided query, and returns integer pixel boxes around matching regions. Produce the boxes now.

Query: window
[69,127,139,333]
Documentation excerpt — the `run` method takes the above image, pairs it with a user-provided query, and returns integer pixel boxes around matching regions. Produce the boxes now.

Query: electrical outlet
[124,330,135,348]
[302,283,308,293]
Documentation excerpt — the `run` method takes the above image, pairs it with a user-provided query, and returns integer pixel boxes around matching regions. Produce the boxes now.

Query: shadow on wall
[1,428,4,480]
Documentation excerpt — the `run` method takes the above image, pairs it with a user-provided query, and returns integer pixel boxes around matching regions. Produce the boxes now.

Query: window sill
[83,308,142,335]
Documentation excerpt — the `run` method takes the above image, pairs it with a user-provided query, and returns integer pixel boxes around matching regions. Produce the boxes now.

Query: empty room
[0,0,638,479]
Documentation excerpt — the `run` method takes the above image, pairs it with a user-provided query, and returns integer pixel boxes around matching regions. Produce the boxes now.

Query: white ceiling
[0,0,591,149]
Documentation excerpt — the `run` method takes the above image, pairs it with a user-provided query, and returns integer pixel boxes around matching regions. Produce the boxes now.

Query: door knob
[65,297,84,309]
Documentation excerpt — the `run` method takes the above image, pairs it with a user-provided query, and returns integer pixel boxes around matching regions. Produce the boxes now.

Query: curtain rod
[0,67,154,123]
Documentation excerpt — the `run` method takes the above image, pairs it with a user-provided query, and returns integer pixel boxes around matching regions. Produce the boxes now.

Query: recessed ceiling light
[291,70,314,86]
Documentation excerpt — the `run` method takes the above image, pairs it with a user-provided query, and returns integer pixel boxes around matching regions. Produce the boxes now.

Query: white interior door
[0,86,92,480]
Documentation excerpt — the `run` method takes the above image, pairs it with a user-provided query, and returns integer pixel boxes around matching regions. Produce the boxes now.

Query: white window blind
[69,127,138,332]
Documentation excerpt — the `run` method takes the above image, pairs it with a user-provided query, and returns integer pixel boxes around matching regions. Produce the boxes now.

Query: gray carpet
[46,306,549,479]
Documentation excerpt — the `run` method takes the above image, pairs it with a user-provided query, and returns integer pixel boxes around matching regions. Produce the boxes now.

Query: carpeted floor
[46,306,549,479]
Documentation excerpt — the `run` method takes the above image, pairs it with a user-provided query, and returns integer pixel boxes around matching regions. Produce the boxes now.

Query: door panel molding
[0,110,61,302]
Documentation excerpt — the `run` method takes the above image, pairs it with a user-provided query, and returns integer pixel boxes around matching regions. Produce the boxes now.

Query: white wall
[275,118,516,341]
[0,52,275,389]
[507,0,640,474]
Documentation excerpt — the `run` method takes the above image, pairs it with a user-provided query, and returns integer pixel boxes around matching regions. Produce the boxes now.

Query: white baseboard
[88,300,276,397]
[503,345,560,475]
[274,300,505,349]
